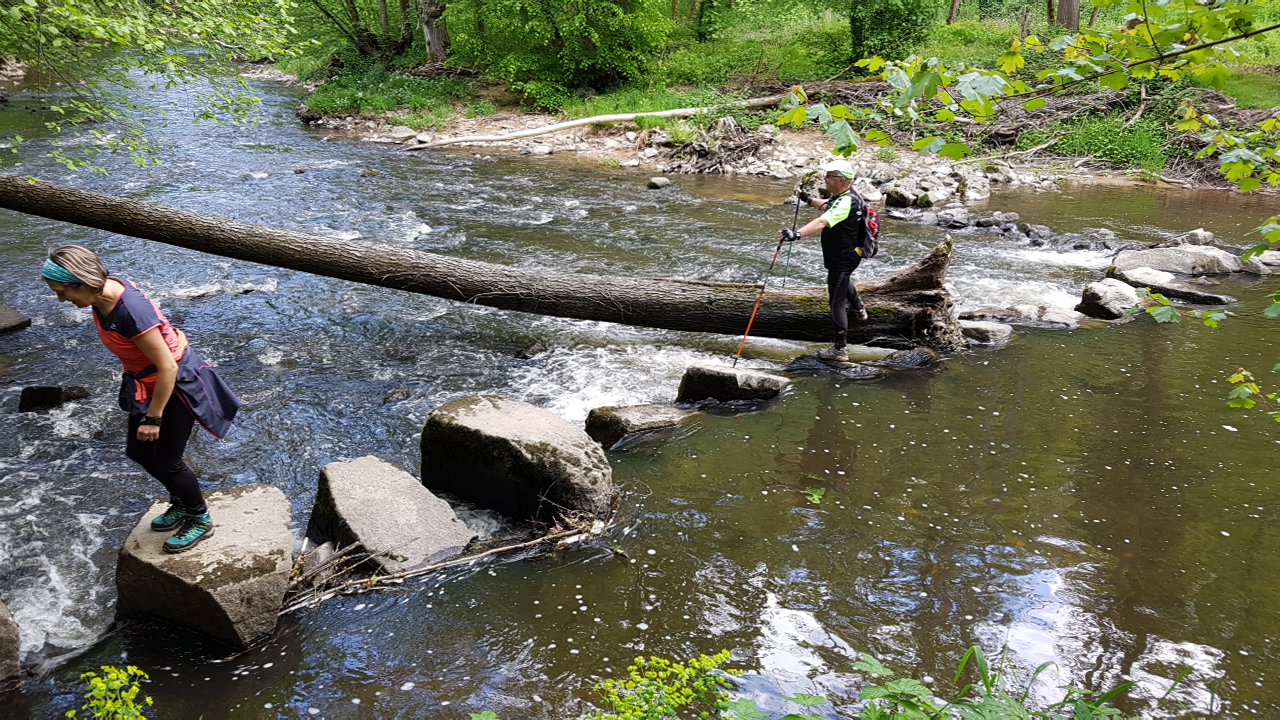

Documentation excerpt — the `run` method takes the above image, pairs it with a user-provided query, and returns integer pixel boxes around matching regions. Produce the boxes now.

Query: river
[1,77,1278,718]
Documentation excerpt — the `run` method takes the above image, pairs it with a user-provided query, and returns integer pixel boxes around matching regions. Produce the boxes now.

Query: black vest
[819,191,864,272]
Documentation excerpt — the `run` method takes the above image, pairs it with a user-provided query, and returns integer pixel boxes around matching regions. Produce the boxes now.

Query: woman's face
[47,280,96,308]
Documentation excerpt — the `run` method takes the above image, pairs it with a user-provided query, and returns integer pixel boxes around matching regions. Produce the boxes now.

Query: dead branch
[407,93,791,150]
[279,519,609,615]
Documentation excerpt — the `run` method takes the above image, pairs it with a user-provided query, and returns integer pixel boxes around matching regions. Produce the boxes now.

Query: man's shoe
[163,512,215,554]
[816,346,849,362]
[150,502,186,532]
[856,307,869,322]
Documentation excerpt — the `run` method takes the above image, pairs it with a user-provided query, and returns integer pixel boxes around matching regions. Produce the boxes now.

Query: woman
[42,245,240,554]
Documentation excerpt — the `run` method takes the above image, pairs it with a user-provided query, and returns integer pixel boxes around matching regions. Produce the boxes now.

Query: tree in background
[849,0,940,60]
[445,0,672,107]
[0,0,297,170]
[300,0,420,60]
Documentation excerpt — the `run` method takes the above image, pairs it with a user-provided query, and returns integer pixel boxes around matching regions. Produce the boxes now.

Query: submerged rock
[18,386,91,413]
[1076,278,1141,320]
[1113,266,1236,305]
[870,347,943,369]
[960,320,1013,346]
[421,396,617,521]
[116,485,292,649]
[960,304,1084,329]
[648,177,672,189]
[586,404,694,449]
[308,456,476,574]
[783,356,886,380]
[0,299,30,335]
[0,599,18,688]
[676,365,791,404]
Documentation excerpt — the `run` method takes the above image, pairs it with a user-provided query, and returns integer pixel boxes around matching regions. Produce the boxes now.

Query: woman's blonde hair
[48,245,109,290]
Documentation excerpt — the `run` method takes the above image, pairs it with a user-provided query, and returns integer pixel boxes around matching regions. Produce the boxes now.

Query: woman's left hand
[136,424,160,442]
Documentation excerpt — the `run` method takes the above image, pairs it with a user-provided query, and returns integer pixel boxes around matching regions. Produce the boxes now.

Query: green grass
[1214,67,1280,109]
[304,66,476,116]
[1020,116,1169,172]
[560,86,742,119]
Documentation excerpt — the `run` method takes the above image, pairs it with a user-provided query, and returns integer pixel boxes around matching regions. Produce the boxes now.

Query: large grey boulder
[0,599,18,687]
[308,456,476,574]
[1112,245,1242,275]
[586,404,694,449]
[0,299,30,335]
[676,365,791,403]
[1113,266,1236,305]
[960,320,1013,346]
[116,485,292,649]
[1076,278,1141,320]
[421,396,617,521]
[1259,250,1280,267]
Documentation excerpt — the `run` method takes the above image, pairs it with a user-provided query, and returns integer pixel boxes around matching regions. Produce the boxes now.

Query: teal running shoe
[163,512,215,554]
[149,500,186,532]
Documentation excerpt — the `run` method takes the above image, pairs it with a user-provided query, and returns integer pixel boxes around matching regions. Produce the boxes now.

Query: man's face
[824,171,850,193]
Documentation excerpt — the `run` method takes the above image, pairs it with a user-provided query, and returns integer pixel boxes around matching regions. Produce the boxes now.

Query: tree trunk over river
[0,174,965,352]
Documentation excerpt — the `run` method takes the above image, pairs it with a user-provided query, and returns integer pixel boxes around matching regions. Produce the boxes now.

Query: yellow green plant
[594,651,740,720]
[65,665,152,719]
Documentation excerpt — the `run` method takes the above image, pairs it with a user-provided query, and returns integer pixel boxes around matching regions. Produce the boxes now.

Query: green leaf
[884,678,932,699]
[1148,305,1182,323]
[777,106,808,129]
[470,713,500,720]
[912,136,945,153]
[997,51,1025,74]
[787,693,826,707]
[824,120,858,153]
[1099,72,1129,91]
[853,653,895,677]
[802,488,824,504]
[724,698,769,719]
[939,142,971,161]
[1238,178,1262,193]
[1022,97,1047,112]
[935,108,956,122]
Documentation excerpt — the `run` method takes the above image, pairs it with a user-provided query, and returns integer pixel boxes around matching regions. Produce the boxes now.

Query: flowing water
[0,78,1278,718]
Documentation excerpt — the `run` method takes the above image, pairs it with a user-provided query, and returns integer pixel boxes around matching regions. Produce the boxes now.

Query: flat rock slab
[422,396,617,521]
[676,365,791,404]
[0,599,18,687]
[116,485,292,649]
[18,386,91,413]
[1112,245,1246,275]
[1113,266,1236,305]
[960,320,1013,346]
[585,404,694,449]
[308,456,476,574]
[0,299,30,335]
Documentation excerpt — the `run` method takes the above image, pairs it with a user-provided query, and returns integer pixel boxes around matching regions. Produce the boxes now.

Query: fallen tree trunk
[408,92,791,150]
[0,174,965,351]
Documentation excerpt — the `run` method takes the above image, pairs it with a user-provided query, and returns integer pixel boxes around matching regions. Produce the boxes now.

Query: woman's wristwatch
[139,416,162,426]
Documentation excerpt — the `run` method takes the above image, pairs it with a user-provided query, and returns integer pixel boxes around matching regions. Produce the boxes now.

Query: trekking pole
[732,234,788,368]
[780,191,801,288]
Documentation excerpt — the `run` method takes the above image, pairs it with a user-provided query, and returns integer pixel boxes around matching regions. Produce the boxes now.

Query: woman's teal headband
[42,258,82,285]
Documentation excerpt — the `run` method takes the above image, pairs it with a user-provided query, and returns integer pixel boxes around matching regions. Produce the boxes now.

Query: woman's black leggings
[125,394,206,513]
[826,268,865,347]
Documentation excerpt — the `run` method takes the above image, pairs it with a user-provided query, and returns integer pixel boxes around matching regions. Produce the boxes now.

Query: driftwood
[0,173,964,351]
[408,93,791,150]
[281,519,605,614]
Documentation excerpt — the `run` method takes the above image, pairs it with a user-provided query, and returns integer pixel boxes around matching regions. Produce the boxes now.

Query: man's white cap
[820,158,855,179]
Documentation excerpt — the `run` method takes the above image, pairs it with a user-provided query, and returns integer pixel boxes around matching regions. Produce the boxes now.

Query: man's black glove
[781,228,801,243]
[796,189,811,204]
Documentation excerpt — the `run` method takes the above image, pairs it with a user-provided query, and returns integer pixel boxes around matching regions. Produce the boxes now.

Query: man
[779,158,869,363]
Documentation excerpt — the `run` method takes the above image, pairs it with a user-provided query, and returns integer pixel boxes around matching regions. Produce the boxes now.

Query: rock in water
[116,485,292,649]
[308,456,476,574]
[585,404,694,449]
[0,599,18,688]
[0,299,30,335]
[676,365,791,403]
[421,396,617,521]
